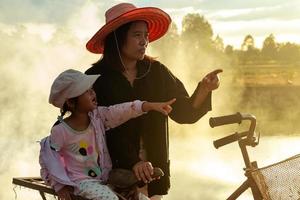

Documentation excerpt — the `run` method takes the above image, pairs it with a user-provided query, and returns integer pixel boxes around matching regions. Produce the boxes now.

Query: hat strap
[113,31,127,71]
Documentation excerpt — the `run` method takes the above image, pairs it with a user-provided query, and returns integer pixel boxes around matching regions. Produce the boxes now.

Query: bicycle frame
[210,113,263,200]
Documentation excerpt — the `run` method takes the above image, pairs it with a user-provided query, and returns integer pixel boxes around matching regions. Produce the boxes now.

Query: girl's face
[121,21,149,62]
[76,88,97,112]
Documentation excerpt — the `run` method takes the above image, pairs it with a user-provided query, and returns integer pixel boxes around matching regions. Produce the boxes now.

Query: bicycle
[209,112,300,200]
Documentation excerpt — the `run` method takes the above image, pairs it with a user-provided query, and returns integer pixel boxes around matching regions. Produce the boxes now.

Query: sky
[0,0,300,48]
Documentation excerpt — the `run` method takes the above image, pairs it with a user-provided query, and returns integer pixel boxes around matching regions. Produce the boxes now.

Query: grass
[233,64,300,86]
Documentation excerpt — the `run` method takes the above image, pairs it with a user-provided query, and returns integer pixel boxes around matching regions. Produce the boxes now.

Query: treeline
[151,13,300,67]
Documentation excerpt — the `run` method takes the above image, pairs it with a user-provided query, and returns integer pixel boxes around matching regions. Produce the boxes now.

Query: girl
[40,69,176,200]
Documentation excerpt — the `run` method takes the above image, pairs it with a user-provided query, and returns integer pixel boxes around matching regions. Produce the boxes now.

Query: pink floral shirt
[49,100,145,184]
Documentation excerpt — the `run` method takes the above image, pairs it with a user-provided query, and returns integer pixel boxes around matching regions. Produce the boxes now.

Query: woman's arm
[191,69,223,108]
[160,64,222,123]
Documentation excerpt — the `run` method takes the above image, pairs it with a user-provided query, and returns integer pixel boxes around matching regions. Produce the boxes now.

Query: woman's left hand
[202,69,223,92]
[132,161,154,183]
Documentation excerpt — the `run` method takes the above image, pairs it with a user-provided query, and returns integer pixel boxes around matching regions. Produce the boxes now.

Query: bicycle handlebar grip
[209,112,242,128]
[213,132,239,149]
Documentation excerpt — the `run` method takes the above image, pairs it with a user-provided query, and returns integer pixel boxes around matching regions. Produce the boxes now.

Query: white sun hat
[49,69,100,108]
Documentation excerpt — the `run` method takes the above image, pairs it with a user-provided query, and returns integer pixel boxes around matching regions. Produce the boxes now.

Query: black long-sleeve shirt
[85,58,212,196]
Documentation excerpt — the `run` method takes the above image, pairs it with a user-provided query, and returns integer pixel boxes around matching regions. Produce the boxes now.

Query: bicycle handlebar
[213,131,248,149]
[209,112,242,128]
[210,113,257,148]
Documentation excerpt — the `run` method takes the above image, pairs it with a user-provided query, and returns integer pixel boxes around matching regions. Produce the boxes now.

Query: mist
[1,2,300,200]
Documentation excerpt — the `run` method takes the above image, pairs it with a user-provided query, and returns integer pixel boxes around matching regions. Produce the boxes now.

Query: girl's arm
[39,136,74,196]
[142,98,176,115]
[97,99,176,130]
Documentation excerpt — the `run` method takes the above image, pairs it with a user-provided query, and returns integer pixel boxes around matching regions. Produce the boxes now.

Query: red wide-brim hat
[86,3,172,54]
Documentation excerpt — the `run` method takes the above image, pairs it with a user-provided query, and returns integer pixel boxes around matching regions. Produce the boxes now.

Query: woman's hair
[102,22,133,71]
[93,21,153,71]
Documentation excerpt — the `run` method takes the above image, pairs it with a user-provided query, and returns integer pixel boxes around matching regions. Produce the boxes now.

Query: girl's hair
[93,21,154,71]
[53,97,78,127]
[60,97,78,117]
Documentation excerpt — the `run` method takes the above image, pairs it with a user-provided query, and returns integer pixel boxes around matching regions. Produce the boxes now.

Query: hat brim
[69,74,100,99]
[54,74,100,108]
[86,7,171,54]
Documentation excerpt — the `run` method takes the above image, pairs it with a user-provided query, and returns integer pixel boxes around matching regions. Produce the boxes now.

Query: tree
[223,45,239,66]
[181,13,213,50]
[150,22,179,63]
[240,35,260,64]
[261,34,278,61]
[278,42,300,64]
[241,34,255,51]
[225,45,234,55]
[213,35,224,52]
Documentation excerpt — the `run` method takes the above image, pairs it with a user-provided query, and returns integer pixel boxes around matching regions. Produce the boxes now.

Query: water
[165,135,300,200]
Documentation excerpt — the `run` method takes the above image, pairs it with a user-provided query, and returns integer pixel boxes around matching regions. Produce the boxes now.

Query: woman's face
[121,21,149,61]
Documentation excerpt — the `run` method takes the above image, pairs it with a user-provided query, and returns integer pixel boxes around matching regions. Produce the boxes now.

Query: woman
[85,3,222,199]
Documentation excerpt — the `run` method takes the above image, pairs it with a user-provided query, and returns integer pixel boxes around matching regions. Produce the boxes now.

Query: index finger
[144,166,153,182]
[166,98,176,105]
[211,69,223,75]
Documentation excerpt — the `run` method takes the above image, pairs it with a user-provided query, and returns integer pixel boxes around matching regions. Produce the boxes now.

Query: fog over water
[2,13,300,200]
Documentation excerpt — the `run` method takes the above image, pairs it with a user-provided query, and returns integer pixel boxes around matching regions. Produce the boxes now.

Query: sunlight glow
[212,19,300,48]
[68,2,103,42]
[188,159,242,183]
[165,7,202,33]
[0,23,17,35]
[207,5,282,19]
[2,1,300,200]
[25,23,56,42]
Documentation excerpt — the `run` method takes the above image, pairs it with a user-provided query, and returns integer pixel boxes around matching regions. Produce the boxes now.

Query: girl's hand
[57,186,73,200]
[202,69,223,92]
[142,98,176,115]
